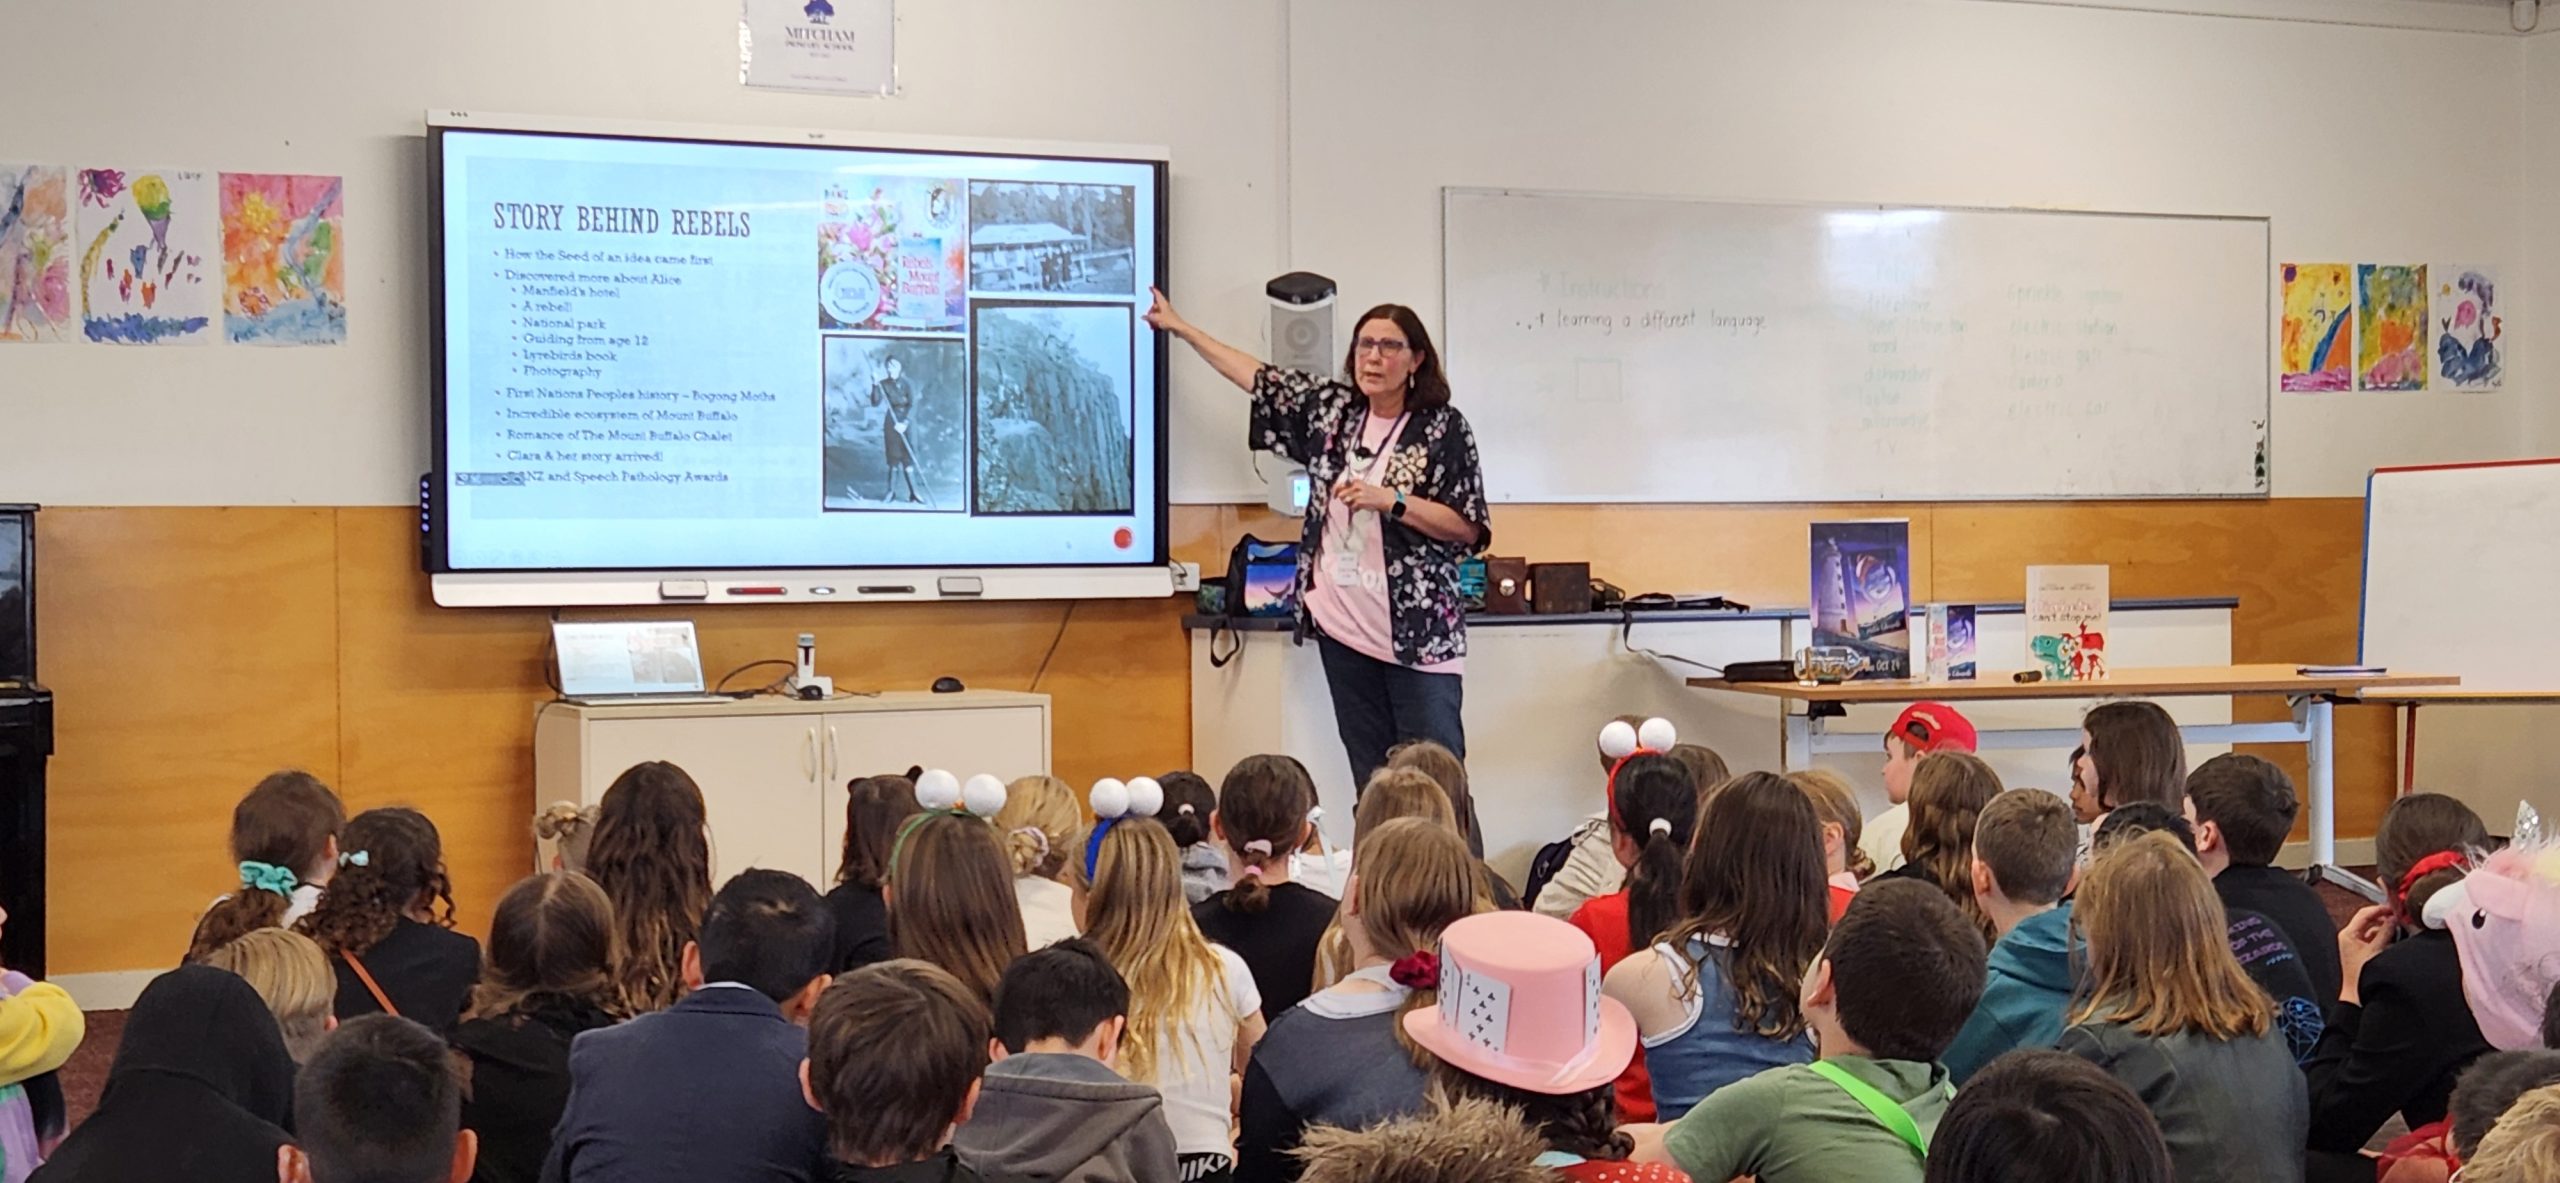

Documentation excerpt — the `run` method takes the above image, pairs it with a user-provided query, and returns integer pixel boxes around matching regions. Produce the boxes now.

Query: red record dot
[1112,527,1134,550]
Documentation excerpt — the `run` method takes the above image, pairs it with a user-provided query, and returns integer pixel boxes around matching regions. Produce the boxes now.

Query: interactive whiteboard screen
[429,117,1167,579]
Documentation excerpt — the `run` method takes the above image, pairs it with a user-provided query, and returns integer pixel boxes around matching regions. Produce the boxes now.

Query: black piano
[0,506,45,975]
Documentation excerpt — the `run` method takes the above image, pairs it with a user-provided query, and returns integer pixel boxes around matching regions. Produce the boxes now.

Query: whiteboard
[2361,460,2560,690]
[1441,189,2270,502]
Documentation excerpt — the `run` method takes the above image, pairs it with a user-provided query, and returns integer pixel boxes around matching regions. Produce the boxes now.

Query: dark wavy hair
[587,762,713,1012]
[1664,772,1829,1040]
[297,807,455,958]
[1341,304,1452,410]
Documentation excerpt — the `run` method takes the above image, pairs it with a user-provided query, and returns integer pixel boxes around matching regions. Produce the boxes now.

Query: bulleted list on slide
[450,200,816,517]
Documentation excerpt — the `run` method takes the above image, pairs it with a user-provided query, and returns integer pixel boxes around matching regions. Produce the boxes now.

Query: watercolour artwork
[2433,266,2503,391]
[2277,262,2351,392]
[1,164,75,343]
[221,173,346,345]
[2356,263,2428,392]
[75,167,216,345]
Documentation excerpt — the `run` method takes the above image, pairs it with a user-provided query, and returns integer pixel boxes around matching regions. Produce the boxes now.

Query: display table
[1689,664,2457,885]
[1189,598,2235,883]
[534,691,1049,887]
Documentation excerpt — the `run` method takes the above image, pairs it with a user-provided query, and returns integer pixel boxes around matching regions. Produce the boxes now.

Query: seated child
[2185,753,2344,1006]
[1859,703,1978,876]
[295,807,481,1033]
[953,939,1177,1183]
[2093,804,2326,1062]
[1531,714,1650,920]
[1292,1097,1551,1183]
[199,927,333,1064]
[802,959,1002,1182]
[1922,1048,2171,1183]
[1941,789,2081,1083]
[282,1015,476,1183]
[188,770,344,961]
[2059,832,2306,1183]
[824,774,921,975]
[545,869,834,1183]
[1786,768,1871,919]
[2461,1084,2560,1183]
[1194,755,1339,1021]
[1603,772,1828,1121]
[1401,911,1687,1182]
[1629,879,1989,1183]
[995,776,1085,950]
[1155,771,1228,905]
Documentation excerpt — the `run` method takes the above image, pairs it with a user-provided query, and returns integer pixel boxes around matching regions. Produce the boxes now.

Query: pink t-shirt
[1306,412,1461,674]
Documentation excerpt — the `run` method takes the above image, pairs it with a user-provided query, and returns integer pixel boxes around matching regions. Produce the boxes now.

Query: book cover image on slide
[818,176,966,332]
[2028,565,2109,681]
[1810,520,1912,679]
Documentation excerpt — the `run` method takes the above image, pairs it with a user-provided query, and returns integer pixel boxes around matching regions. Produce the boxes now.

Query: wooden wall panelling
[37,508,343,973]
[333,508,553,938]
[1930,498,2392,840]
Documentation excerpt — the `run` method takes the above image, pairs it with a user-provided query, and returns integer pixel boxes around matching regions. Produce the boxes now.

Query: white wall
[0,0,2546,507]
[1288,0,2535,497]
[0,0,1285,507]
[2530,29,2560,454]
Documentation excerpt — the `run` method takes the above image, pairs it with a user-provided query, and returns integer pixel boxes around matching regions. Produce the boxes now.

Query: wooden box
[1483,557,1531,615]
[1530,562,1593,615]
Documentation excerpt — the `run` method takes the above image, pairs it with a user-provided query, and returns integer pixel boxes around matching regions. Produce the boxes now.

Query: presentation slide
[433,126,1164,572]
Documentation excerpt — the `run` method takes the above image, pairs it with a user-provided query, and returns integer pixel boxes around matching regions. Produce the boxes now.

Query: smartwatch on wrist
[1390,489,1409,520]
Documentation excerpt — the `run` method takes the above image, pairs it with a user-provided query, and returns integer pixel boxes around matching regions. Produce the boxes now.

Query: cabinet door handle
[802,727,817,781]
[824,725,840,785]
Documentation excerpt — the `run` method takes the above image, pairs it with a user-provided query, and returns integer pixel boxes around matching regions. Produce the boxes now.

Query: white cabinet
[535,691,1051,888]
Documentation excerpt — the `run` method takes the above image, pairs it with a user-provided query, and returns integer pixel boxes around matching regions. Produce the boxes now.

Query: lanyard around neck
[1807,1060,1938,1159]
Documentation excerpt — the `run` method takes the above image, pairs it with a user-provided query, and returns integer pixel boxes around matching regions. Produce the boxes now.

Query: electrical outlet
[1171,561,1202,592]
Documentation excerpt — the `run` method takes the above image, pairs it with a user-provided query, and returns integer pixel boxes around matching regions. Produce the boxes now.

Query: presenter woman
[1148,289,1492,815]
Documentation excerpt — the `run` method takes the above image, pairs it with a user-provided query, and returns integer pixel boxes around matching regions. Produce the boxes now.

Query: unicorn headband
[889,769,1011,872]
[1083,776,1164,881]
[1599,717,1679,835]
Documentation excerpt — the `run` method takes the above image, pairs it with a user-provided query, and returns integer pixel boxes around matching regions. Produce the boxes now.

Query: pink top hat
[1401,911,1639,1095]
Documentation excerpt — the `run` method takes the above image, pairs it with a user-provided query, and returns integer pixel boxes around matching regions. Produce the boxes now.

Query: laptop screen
[553,620,708,697]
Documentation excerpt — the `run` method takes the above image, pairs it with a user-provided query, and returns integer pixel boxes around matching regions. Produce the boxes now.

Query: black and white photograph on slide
[967,181,1138,296]
[822,336,969,513]
[971,302,1135,515]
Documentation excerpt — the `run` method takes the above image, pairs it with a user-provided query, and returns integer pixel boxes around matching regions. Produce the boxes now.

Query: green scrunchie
[239,860,300,899]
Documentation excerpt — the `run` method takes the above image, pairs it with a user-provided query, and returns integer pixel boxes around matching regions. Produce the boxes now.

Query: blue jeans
[1314,634,1478,853]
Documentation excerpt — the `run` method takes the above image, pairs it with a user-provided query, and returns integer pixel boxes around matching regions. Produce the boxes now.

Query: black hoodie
[452,995,619,1183]
[31,966,297,1183]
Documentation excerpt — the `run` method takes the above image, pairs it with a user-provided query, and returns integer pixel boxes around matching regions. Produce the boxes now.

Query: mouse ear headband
[1083,776,1164,882]
[1599,717,1678,832]
[891,770,1009,874]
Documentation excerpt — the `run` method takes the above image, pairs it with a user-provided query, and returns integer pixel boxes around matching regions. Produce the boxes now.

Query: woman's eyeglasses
[1353,337,1412,357]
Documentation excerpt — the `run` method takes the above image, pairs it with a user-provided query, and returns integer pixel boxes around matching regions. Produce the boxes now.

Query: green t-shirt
[1662,1055,1952,1183]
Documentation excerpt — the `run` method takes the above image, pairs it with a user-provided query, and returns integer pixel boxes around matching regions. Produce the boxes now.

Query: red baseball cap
[1888,702,1977,754]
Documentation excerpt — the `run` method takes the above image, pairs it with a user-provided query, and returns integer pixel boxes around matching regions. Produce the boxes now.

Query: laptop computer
[553,620,733,706]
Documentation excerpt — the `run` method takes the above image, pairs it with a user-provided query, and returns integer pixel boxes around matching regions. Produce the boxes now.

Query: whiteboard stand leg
[1784,712,1812,773]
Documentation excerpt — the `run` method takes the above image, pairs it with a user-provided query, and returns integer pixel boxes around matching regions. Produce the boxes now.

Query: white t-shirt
[1155,943,1263,1157]
[1016,875,1080,950]
[203,882,323,929]
[1859,802,1911,875]
[1291,849,1351,900]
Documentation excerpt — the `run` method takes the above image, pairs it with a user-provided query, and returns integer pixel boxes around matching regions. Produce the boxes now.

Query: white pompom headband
[890,769,1010,873]
[1600,717,1678,828]
[1084,776,1164,880]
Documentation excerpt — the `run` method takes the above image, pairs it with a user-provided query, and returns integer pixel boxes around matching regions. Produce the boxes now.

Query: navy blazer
[540,986,829,1183]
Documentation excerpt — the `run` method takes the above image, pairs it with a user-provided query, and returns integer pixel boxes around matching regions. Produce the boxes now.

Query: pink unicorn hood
[2427,805,2560,1050]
